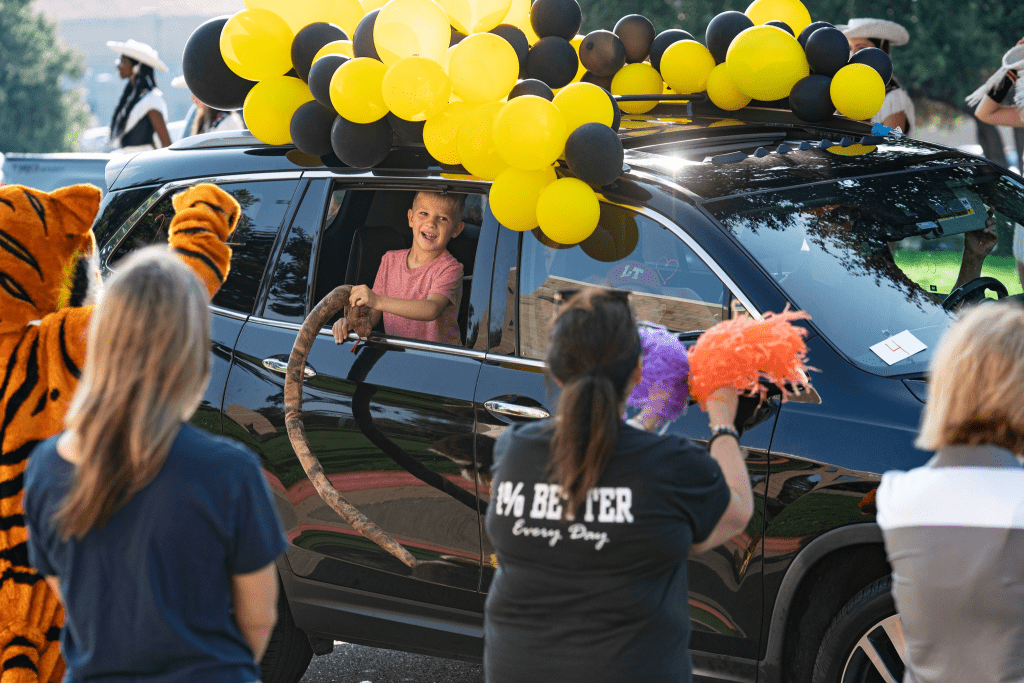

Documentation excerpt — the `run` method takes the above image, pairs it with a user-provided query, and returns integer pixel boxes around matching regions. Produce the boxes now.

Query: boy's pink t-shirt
[374,248,463,345]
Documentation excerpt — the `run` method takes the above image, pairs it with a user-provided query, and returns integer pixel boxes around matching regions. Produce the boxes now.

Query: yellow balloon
[553,82,614,133]
[611,63,663,114]
[489,166,558,231]
[383,57,451,121]
[570,34,586,83]
[493,95,568,171]
[830,63,886,120]
[660,40,716,94]
[537,178,600,244]
[361,0,389,10]
[374,0,450,66]
[457,102,509,180]
[706,63,750,110]
[243,0,314,33]
[449,33,519,103]
[726,25,808,101]
[314,40,355,64]
[500,0,540,44]
[424,101,474,164]
[220,9,294,82]
[745,0,812,35]
[330,57,390,123]
[327,0,365,37]
[438,0,512,34]
[243,75,313,145]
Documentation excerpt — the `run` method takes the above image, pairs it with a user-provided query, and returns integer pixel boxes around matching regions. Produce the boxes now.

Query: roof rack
[168,130,266,151]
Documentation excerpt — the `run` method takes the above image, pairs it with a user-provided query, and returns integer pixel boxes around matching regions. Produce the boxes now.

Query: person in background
[23,247,287,683]
[484,287,753,683]
[171,75,244,137]
[877,304,1024,683]
[839,18,916,134]
[107,39,172,152]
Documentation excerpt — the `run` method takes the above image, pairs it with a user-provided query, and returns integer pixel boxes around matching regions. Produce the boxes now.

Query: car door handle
[263,356,316,379]
[484,400,549,420]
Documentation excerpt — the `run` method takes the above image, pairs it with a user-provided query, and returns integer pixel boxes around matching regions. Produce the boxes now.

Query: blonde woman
[23,248,286,683]
[877,304,1024,683]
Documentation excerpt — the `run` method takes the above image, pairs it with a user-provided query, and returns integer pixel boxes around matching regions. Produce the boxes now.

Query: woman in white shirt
[107,39,172,152]
[839,18,916,134]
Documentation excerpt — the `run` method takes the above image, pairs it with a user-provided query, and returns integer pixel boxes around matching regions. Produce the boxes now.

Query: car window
[264,181,328,323]
[91,185,158,251]
[109,179,300,315]
[518,203,728,360]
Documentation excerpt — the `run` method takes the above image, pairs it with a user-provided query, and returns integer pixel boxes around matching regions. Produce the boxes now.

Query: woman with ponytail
[23,248,286,682]
[106,39,172,151]
[484,288,753,683]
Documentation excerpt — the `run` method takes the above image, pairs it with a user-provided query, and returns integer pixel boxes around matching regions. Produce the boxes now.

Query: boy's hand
[349,284,378,310]
[332,318,352,344]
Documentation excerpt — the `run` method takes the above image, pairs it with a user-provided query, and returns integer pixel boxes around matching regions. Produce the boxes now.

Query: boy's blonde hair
[917,304,1024,454]
[413,191,466,225]
[57,247,211,539]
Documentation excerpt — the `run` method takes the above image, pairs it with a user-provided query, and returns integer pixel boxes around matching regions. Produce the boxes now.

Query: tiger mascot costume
[0,182,239,682]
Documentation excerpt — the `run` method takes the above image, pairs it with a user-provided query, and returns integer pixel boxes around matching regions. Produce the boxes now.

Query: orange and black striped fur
[0,183,239,682]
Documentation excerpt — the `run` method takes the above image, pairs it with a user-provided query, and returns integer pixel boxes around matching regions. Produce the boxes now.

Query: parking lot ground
[299,642,485,683]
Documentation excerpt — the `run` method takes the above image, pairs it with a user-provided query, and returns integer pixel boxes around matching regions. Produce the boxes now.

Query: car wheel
[259,581,314,683]
[811,577,906,683]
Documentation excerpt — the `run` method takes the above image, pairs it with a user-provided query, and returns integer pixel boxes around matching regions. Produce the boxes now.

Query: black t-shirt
[484,420,730,683]
[24,424,288,683]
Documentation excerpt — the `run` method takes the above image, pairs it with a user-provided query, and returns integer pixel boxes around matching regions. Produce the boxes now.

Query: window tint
[518,204,728,359]
[108,179,300,314]
[92,185,158,254]
[264,181,328,323]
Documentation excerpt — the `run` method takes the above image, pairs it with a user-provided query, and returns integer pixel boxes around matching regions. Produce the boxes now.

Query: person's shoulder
[25,435,66,483]
[436,250,463,270]
[494,420,552,471]
[623,427,720,476]
[175,424,261,473]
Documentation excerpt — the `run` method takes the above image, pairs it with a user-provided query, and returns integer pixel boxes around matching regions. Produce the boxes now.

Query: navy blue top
[24,424,288,683]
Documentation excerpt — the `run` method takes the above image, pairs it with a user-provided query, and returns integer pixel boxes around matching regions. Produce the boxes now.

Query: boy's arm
[349,285,450,322]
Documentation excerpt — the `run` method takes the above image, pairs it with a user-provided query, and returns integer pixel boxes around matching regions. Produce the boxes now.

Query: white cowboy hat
[835,18,910,47]
[106,39,169,73]
[171,75,188,89]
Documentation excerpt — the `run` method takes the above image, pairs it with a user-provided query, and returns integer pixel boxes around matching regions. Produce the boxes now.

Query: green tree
[0,0,89,152]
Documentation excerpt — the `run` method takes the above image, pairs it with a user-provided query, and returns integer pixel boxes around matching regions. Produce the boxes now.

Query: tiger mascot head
[0,184,103,335]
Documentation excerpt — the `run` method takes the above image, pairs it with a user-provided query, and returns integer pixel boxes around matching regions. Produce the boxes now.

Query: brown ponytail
[547,288,641,519]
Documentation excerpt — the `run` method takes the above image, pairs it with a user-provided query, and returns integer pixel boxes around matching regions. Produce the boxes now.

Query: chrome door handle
[484,400,549,420]
[263,356,316,379]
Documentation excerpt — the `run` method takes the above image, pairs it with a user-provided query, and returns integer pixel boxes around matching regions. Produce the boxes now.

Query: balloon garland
[183,0,892,246]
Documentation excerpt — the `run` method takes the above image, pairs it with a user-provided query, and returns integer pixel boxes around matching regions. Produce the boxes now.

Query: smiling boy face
[408,193,464,258]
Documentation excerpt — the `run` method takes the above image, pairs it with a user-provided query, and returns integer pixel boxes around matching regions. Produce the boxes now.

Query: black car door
[474,201,776,670]
[223,179,495,616]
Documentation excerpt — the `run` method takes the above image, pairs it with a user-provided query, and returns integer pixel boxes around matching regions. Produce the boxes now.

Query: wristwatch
[708,424,740,447]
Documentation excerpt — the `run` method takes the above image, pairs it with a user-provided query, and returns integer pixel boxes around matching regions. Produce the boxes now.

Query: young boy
[333,191,465,346]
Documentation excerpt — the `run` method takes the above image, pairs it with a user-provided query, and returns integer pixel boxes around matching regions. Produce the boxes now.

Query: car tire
[811,576,906,683]
[259,582,314,683]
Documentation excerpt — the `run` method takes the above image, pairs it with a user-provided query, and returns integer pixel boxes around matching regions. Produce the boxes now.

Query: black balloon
[450,26,467,46]
[291,101,337,156]
[805,27,849,77]
[765,20,794,36]
[650,29,694,72]
[578,30,626,77]
[565,123,623,186]
[308,54,347,109]
[706,11,754,64]
[605,87,621,131]
[353,10,381,60]
[530,0,581,40]
[797,20,834,48]
[789,74,834,122]
[387,113,425,144]
[526,37,579,89]
[182,16,256,111]
[581,70,614,92]
[509,78,555,100]
[614,14,655,63]
[292,23,347,82]
[491,24,530,77]
[850,47,893,85]
[331,116,393,168]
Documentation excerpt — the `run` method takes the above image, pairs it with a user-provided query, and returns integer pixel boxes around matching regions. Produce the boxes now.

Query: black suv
[92,102,1024,683]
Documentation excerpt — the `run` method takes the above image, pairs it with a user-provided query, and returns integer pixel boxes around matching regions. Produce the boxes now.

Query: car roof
[107,100,985,202]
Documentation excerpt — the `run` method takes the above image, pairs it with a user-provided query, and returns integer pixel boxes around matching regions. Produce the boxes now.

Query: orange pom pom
[688,310,813,408]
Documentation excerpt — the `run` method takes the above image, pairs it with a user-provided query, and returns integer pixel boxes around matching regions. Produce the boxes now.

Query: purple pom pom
[627,326,690,420]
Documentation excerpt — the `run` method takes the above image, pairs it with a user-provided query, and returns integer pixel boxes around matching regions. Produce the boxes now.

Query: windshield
[706,164,1024,376]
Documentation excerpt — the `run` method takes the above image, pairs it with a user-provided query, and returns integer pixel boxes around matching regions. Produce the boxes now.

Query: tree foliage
[0,0,89,152]
[579,0,1024,111]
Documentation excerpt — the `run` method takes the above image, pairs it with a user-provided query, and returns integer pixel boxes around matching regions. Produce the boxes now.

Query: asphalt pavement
[299,642,484,683]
